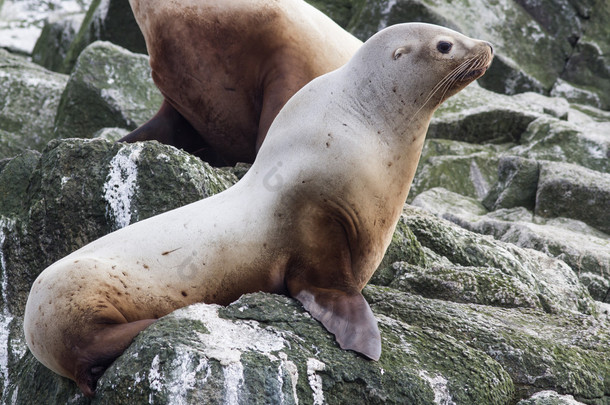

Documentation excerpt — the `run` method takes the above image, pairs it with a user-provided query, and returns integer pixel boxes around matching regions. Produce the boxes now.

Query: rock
[409,138,508,203]
[387,263,543,310]
[92,127,130,142]
[0,138,237,396]
[510,116,610,174]
[0,49,68,160]
[550,79,603,109]
[31,13,85,73]
[62,0,146,73]
[395,205,595,315]
[412,187,488,219]
[53,41,162,140]
[5,293,515,404]
[0,0,90,55]
[0,150,40,218]
[483,156,540,211]
[517,391,587,405]
[366,287,610,404]
[428,84,569,144]
[535,161,610,234]
[560,3,610,109]
[413,188,610,302]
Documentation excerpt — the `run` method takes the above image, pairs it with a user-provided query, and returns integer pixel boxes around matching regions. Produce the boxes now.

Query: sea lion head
[343,23,493,124]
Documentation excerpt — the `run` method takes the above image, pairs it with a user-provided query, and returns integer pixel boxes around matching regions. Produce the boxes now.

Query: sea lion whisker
[418,62,467,104]
[411,58,474,119]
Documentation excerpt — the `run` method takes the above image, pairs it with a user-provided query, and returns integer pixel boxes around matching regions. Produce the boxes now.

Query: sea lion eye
[437,41,452,54]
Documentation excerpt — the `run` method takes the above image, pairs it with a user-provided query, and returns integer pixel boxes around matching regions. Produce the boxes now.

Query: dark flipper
[118,101,229,166]
[119,100,199,147]
[287,283,381,361]
[73,319,156,397]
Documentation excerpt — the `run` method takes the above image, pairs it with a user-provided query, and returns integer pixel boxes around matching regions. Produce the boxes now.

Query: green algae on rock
[413,187,610,303]
[53,41,162,140]
[535,162,610,234]
[366,287,610,404]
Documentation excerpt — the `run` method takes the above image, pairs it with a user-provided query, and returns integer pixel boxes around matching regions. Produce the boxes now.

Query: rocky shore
[0,0,609,404]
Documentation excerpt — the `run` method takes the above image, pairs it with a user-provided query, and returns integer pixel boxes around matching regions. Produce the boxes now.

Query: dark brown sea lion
[119,0,363,165]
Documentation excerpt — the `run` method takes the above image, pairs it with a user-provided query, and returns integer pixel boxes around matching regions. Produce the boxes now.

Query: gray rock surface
[517,391,587,405]
[0,50,68,160]
[53,41,162,140]
[413,188,610,302]
[535,162,610,234]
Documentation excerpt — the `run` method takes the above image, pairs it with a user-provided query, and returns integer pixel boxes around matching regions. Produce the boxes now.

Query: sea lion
[119,0,363,166]
[24,23,493,396]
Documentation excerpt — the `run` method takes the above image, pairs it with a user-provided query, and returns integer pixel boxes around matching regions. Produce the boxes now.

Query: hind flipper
[119,100,229,166]
[73,319,156,397]
[119,100,206,152]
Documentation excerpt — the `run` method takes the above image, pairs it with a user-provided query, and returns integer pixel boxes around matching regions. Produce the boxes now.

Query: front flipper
[288,283,381,361]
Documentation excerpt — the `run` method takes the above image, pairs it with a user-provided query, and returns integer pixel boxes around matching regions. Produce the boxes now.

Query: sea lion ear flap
[287,281,382,360]
[393,46,411,60]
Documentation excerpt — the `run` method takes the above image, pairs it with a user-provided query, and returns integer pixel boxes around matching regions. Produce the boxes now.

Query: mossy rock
[54,41,162,139]
[0,50,68,159]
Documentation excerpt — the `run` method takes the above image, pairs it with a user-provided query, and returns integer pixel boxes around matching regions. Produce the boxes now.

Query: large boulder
[0,138,237,399]
[510,115,610,174]
[428,84,569,144]
[535,162,610,234]
[5,293,516,405]
[393,206,594,315]
[367,287,610,404]
[0,50,68,160]
[53,41,162,140]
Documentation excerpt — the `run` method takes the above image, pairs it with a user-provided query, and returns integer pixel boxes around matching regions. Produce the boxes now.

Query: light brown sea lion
[24,23,493,396]
[119,0,363,166]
